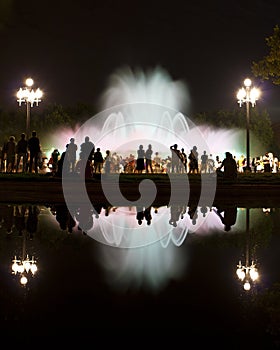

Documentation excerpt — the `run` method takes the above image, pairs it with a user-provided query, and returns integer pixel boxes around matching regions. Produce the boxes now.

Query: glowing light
[25,78,34,87]
[11,254,38,286]
[244,78,252,87]
[236,260,259,291]
[244,281,251,291]
[16,78,43,137]
[237,78,260,107]
[20,276,28,285]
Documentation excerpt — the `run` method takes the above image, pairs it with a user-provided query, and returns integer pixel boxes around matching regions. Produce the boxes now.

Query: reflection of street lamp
[11,231,38,286]
[237,78,260,172]
[16,78,43,138]
[236,260,259,291]
[236,208,259,291]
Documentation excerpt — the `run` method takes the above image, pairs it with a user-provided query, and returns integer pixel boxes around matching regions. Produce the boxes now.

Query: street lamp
[235,208,259,291]
[237,78,260,172]
[16,78,43,138]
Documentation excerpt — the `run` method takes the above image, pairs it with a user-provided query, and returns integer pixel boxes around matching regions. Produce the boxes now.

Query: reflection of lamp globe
[236,267,245,280]
[20,276,28,285]
[236,260,259,291]
[11,255,38,285]
[244,281,251,291]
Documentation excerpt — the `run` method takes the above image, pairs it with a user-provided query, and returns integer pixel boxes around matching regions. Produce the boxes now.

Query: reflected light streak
[97,239,189,293]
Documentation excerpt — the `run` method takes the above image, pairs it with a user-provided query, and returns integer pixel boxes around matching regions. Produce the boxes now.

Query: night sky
[0,0,280,121]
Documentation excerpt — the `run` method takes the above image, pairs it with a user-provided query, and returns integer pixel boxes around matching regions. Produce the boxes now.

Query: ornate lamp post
[16,78,43,138]
[237,78,260,172]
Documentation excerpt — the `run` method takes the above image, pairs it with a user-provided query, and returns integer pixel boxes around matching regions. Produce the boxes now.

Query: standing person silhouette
[104,150,112,174]
[67,138,78,173]
[153,152,162,173]
[28,130,40,174]
[93,147,104,173]
[145,144,153,173]
[80,136,95,162]
[170,144,181,173]
[16,133,28,173]
[75,151,92,178]
[1,139,8,173]
[188,146,199,174]
[135,145,145,173]
[6,136,16,173]
[180,148,187,173]
[200,150,208,173]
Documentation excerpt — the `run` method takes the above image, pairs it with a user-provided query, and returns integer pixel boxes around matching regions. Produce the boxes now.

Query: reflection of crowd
[0,204,40,238]
[47,202,237,233]
[0,202,264,241]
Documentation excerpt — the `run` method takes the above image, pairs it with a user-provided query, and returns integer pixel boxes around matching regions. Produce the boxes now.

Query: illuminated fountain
[62,66,219,247]
[63,66,268,251]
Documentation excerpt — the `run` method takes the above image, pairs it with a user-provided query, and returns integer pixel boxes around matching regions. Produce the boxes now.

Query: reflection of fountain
[97,236,188,292]
[236,208,259,291]
[11,231,38,286]
[63,67,220,244]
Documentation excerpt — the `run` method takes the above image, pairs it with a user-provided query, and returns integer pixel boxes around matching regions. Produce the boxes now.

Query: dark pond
[0,201,280,347]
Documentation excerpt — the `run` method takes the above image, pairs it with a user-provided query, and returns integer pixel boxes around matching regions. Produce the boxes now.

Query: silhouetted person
[200,150,208,173]
[75,204,94,234]
[263,152,271,173]
[14,205,27,236]
[200,205,208,218]
[180,148,187,172]
[188,203,198,225]
[217,152,238,181]
[67,138,78,172]
[153,151,162,173]
[1,204,14,235]
[136,206,144,225]
[28,130,40,173]
[215,205,237,231]
[80,136,95,161]
[188,146,199,174]
[207,154,215,173]
[169,204,182,227]
[104,150,112,174]
[135,145,145,173]
[75,151,93,178]
[48,148,60,175]
[26,205,40,239]
[55,204,70,230]
[1,140,8,172]
[145,144,153,173]
[16,133,28,173]
[6,136,16,173]
[57,144,70,177]
[170,144,181,173]
[55,204,76,232]
[144,206,152,225]
[93,147,104,173]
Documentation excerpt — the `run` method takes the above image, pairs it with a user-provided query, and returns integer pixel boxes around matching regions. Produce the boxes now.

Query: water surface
[0,202,279,347]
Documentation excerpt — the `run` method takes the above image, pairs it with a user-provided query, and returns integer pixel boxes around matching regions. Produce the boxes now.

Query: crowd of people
[0,131,279,178]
